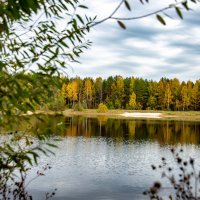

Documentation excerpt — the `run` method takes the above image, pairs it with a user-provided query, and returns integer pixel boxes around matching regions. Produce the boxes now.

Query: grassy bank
[34,109,200,121]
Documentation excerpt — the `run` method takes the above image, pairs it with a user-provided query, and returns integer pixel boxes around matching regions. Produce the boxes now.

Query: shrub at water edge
[97,103,108,113]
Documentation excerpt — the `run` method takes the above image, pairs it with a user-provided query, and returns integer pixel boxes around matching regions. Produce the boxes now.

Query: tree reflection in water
[6,115,200,145]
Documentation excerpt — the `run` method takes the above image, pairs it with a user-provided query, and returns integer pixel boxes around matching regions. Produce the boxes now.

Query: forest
[51,76,200,111]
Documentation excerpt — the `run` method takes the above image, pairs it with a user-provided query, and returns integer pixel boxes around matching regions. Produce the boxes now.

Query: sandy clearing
[120,112,162,118]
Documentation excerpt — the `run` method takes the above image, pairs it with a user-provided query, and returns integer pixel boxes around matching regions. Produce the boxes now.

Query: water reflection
[63,117,200,145]
[6,115,200,145]
[18,115,200,145]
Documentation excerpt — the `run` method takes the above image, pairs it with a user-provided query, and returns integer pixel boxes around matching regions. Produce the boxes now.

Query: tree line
[59,76,200,111]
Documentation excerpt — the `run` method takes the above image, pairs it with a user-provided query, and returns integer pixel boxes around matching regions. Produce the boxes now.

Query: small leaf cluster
[1,0,94,77]
[156,0,199,26]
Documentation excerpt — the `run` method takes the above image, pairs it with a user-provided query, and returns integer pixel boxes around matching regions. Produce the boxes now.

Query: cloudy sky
[69,0,200,81]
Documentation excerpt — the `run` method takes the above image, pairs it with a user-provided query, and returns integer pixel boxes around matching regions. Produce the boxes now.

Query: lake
[26,115,200,199]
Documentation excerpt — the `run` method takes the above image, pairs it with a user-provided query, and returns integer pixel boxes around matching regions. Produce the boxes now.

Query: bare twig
[92,0,125,27]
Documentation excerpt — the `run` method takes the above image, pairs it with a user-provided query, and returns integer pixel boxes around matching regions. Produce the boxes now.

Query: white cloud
[70,0,200,81]
[123,37,184,58]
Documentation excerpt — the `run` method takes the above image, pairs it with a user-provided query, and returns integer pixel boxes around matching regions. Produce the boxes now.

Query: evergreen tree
[94,77,103,107]
[191,82,199,110]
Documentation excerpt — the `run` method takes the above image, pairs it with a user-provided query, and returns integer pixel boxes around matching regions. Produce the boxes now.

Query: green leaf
[78,5,88,9]
[182,2,190,10]
[37,147,48,156]
[76,14,84,24]
[117,21,126,29]
[28,151,39,165]
[60,40,69,48]
[46,143,57,148]
[124,1,131,11]
[156,15,166,25]
[175,7,183,19]
[24,155,33,165]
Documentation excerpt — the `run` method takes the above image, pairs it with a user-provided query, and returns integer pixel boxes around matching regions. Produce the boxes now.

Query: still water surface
[27,116,200,199]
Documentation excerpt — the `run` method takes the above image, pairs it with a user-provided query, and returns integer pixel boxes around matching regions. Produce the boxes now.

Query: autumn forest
[55,76,200,111]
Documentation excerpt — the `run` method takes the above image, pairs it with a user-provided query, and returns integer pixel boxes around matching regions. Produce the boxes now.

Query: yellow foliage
[97,103,108,113]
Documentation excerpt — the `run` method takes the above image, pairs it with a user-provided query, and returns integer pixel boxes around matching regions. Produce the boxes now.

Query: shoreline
[30,109,200,121]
